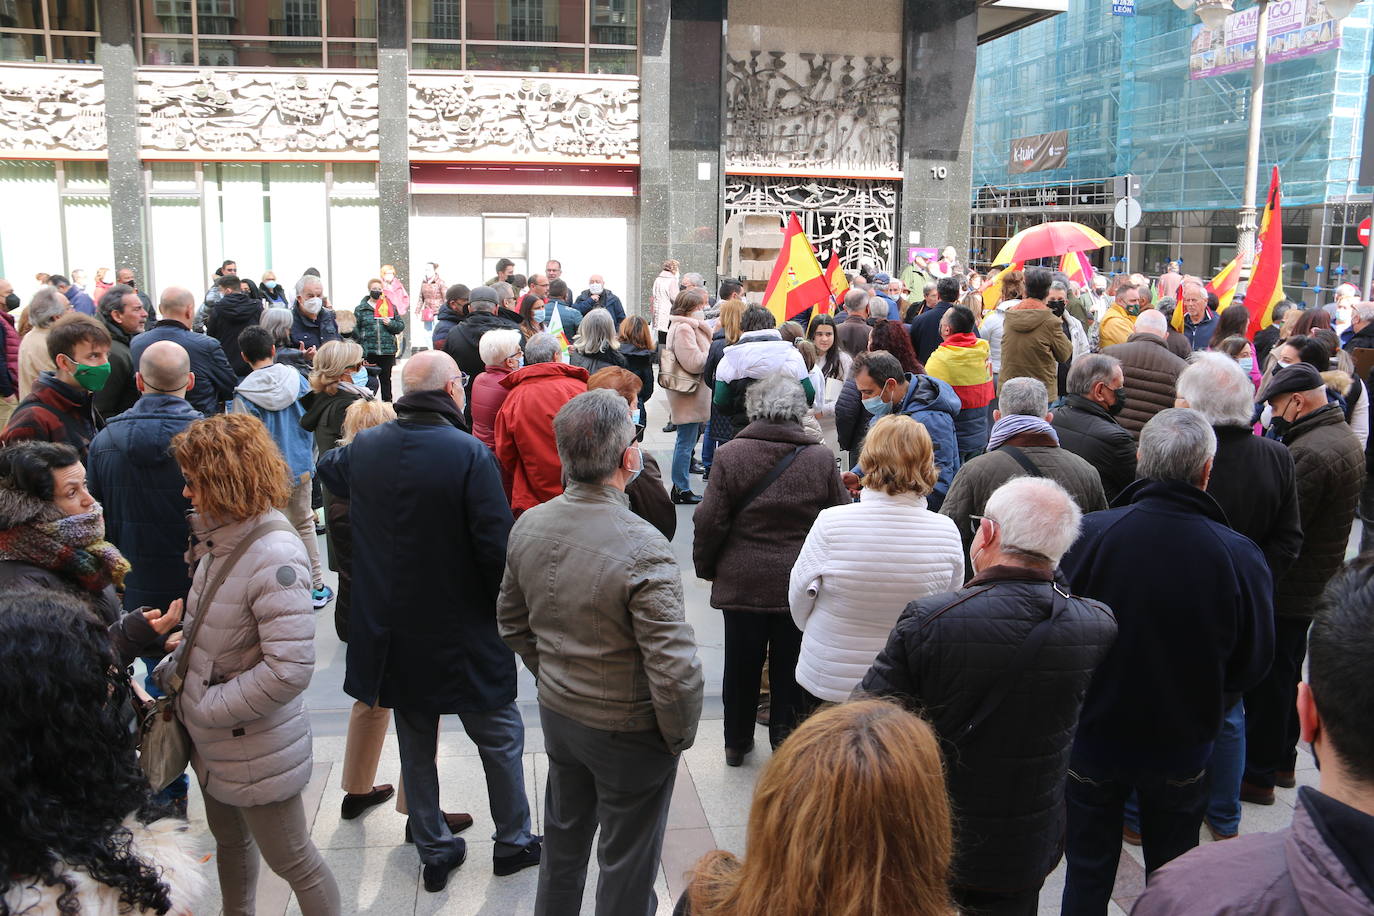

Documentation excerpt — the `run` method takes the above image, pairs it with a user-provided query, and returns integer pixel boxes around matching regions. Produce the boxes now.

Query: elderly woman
[790,415,964,705]
[569,308,627,376]
[692,373,848,764]
[260,307,312,376]
[471,328,524,450]
[18,286,70,398]
[159,414,339,915]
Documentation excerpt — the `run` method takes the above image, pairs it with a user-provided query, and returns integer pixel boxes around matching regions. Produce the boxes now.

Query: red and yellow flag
[980,261,1023,316]
[762,213,832,323]
[1059,251,1094,288]
[1243,167,1285,338]
[1207,255,1241,313]
[822,252,849,315]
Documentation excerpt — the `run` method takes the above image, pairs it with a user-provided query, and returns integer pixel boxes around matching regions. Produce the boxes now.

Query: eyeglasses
[449,372,470,389]
[969,513,997,538]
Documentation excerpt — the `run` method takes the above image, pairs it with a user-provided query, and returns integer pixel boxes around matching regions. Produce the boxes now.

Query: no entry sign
[1360,217,1372,248]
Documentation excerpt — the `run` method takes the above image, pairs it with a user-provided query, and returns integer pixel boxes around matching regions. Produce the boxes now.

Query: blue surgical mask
[263,280,277,290]
[862,394,890,417]
[351,367,369,386]
[1238,357,1254,374]
[532,307,546,324]
[625,443,644,485]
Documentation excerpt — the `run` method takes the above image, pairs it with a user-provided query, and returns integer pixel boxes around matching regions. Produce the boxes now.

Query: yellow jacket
[1099,305,1134,350]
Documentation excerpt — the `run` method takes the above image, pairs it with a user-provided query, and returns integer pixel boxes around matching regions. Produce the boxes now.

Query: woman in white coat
[789,414,964,705]
[651,258,680,345]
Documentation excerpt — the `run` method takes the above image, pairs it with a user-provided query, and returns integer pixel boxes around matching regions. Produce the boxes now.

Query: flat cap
[1257,362,1325,402]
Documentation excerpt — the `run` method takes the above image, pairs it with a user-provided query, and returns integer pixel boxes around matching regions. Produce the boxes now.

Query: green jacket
[354,296,405,357]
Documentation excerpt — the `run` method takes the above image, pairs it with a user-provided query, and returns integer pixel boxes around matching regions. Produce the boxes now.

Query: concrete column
[377,0,413,349]
[898,0,978,264]
[100,0,147,278]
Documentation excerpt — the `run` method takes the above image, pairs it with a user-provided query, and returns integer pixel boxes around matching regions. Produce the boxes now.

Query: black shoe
[340,784,394,820]
[493,836,543,876]
[690,459,707,475]
[422,843,467,893]
[701,467,710,481]
[725,743,754,767]
[671,487,702,505]
[405,811,475,844]
[663,422,678,433]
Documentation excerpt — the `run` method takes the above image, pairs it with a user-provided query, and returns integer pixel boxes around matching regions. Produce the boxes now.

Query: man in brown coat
[999,267,1073,399]
[1103,308,1188,439]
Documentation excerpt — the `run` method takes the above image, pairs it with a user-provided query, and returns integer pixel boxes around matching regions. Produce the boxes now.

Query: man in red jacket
[494,333,588,516]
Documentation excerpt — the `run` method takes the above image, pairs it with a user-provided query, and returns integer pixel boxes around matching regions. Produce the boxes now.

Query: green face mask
[67,358,111,393]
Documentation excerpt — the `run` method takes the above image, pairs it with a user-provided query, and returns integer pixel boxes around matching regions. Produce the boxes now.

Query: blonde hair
[686,700,953,916]
[859,414,939,497]
[335,310,356,335]
[309,340,365,394]
[719,297,748,344]
[172,414,290,522]
[339,398,396,445]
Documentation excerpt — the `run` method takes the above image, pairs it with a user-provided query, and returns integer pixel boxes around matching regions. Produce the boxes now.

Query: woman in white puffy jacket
[789,414,964,705]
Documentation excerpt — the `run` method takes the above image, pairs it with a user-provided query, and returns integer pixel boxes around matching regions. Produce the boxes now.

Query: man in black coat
[316,350,539,893]
[1051,353,1137,503]
[860,476,1117,914]
[909,276,960,363]
[1059,408,1274,914]
[442,285,519,395]
[431,283,469,350]
[1342,301,1374,353]
[289,273,341,352]
[204,274,263,377]
[130,287,237,417]
[94,284,146,418]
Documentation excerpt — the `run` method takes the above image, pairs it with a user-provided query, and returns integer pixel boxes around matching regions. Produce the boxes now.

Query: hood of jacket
[435,302,465,325]
[458,311,517,340]
[619,342,655,359]
[215,291,261,321]
[902,373,962,418]
[1322,368,1355,398]
[1004,307,1060,333]
[0,481,63,529]
[299,385,367,433]
[1010,296,1049,311]
[235,362,304,411]
[1110,477,1230,523]
[718,330,802,382]
[100,313,132,347]
[103,394,203,467]
[499,360,590,391]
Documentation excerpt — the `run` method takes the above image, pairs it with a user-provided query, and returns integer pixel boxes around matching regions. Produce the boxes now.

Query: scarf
[987,414,1059,452]
[395,388,468,431]
[0,505,130,594]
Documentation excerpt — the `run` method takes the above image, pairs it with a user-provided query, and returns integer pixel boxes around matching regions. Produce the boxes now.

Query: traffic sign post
[1358,217,1370,248]
[1114,174,1140,275]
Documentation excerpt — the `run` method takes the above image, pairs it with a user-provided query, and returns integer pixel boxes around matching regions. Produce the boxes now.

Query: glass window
[330,0,377,37]
[1,0,100,64]
[139,0,192,34]
[412,42,464,70]
[48,33,96,63]
[0,32,45,62]
[139,0,376,68]
[327,41,375,68]
[47,0,99,32]
[589,47,634,75]
[143,37,195,65]
[467,0,585,44]
[150,161,197,191]
[2,1,43,29]
[199,36,323,67]
[466,43,584,73]
[590,0,635,45]
[412,0,461,39]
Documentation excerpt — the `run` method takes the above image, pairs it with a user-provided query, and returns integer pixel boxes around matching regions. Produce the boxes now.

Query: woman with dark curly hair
[0,591,207,915]
[869,318,925,374]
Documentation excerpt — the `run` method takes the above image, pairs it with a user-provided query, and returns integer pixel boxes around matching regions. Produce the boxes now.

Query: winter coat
[130,320,237,417]
[569,343,628,377]
[0,310,17,399]
[859,566,1117,893]
[1,816,208,915]
[692,420,848,614]
[354,296,405,358]
[17,325,53,399]
[713,330,813,433]
[665,315,712,425]
[1343,324,1374,354]
[442,311,519,384]
[316,390,517,714]
[940,433,1107,568]
[86,394,199,613]
[999,301,1073,400]
[869,374,963,510]
[232,364,312,480]
[620,341,657,405]
[836,314,871,360]
[431,302,465,349]
[326,491,352,642]
[289,305,341,353]
[299,384,369,458]
[983,305,1010,373]
[493,361,589,513]
[628,451,675,540]
[1181,309,1218,351]
[1097,304,1134,350]
[67,286,96,315]
[791,488,964,702]
[1061,479,1274,771]
[1275,404,1365,620]
[909,302,953,364]
[379,277,409,318]
[1102,333,1190,438]
[1,372,104,462]
[420,275,445,322]
[470,365,513,450]
[1208,425,1302,584]
[1049,394,1137,504]
[155,510,315,807]
[205,292,263,377]
[94,314,139,419]
[574,287,626,327]
[925,333,994,456]
[651,270,679,335]
[1133,786,1374,915]
[499,482,703,752]
[834,376,865,453]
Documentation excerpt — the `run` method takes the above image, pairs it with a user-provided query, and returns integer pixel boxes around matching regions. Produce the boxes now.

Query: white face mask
[302,296,323,317]
[589,282,604,295]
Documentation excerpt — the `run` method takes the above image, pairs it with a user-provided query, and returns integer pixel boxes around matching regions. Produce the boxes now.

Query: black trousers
[372,354,396,401]
[954,884,1041,916]
[1244,617,1310,788]
[721,610,804,750]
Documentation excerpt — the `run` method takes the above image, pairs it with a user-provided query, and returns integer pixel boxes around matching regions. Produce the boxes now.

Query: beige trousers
[341,700,409,812]
[284,472,323,589]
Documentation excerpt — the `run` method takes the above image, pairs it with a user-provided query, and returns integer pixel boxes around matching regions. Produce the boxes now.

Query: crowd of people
[1,248,1373,916]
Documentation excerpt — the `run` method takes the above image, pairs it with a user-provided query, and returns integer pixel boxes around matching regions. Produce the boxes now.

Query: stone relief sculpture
[724,176,898,272]
[0,68,106,155]
[724,50,902,174]
[139,71,379,157]
[409,74,638,161]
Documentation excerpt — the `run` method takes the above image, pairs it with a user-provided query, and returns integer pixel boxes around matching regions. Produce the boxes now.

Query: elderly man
[910,276,962,363]
[94,284,146,417]
[1241,363,1364,807]
[1102,309,1188,438]
[131,287,237,417]
[886,277,910,320]
[941,376,1106,572]
[863,477,1117,915]
[1098,283,1142,349]
[836,288,873,358]
[500,390,703,916]
[494,333,589,516]
[999,267,1073,400]
[114,267,156,328]
[573,274,626,326]
[1059,409,1274,913]
[291,273,340,352]
[1178,279,1217,351]
[901,251,933,293]
[1051,354,1137,503]
[1342,301,1374,352]
[544,259,562,283]
[317,350,539,893]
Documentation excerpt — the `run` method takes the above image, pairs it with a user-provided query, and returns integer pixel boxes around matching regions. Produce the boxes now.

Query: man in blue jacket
[1058,407,1275,915]
[130,287,237,416]
[572,274,626,327]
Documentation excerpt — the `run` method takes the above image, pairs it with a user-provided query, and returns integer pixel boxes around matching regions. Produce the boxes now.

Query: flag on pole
[1207,256,1241,313]
[981,261,1023,316]
[1243,167,1286,338]
[762,213,832,323]
[1059,251,1094,287]
[545,301,570,353]
[823,252,849,315]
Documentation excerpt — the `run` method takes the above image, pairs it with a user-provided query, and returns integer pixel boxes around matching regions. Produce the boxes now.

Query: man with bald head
[573,273,625,326]
[1102,308,1190,438]
[317,349,540,892]
[130,286,236,416]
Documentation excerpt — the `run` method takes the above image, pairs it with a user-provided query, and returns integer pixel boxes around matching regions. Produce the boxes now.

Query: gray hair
[1138,408,1217,484]
[259,307,294,346]
[98,284,135,318]
[295,273,323,300]
[843,288,869,314]
[492,281,514,302]
[524,332,561,366]
[27,287,69,328]
[998,376,1049,418]
[683,272,704,289]
[479,328,523,367]
[555,389,635,484]
[1356,303,1374,324]
[1134,308,1167,337]
[745,372,808,424]
[1175,352,1254,428]
[1049,280,1070,294]
[985,477,1082,566]
[922,282,938,295]
[1066,354,1121,397]
[1179,279,1207,300]
[572,308,618,354]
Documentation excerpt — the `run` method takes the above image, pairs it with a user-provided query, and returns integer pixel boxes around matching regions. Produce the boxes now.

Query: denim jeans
[671,422,701,491]
[1124,701,1245,837]
[702,427,717,469]
[1062,757,1207,915]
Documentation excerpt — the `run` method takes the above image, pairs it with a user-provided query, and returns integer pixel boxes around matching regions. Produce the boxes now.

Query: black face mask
[1108,386,1126,416]
[1048,299,1066,317]
[3,293,17,311]
[369,289,383,300]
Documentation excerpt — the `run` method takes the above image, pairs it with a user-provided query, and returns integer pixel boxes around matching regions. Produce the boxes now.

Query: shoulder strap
[952,582,1068,747]
[166,519,298,694]
[729,445,806,523]
[999,445,1044,478]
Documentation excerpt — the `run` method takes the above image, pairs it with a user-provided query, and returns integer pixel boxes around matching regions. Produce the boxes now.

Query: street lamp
[1178,0,1361,277]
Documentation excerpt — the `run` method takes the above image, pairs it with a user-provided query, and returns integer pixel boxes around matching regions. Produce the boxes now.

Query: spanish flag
[762,213,832,323]
[545,301,570,353]
[1208,256,1241,313]
[925,334,995,409]
[823,252,849,314]
[1059,251,1094,287]
[1242,167,1285,338]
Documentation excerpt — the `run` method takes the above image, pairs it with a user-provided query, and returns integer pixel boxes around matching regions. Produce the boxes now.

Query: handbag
[137,519,297,792]
[658,332,701,394]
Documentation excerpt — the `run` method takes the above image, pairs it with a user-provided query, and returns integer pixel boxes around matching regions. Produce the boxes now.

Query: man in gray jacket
[498,389,704,916]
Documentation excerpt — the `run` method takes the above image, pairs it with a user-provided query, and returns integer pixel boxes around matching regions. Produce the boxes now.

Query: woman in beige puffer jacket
[157,414,340,916]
